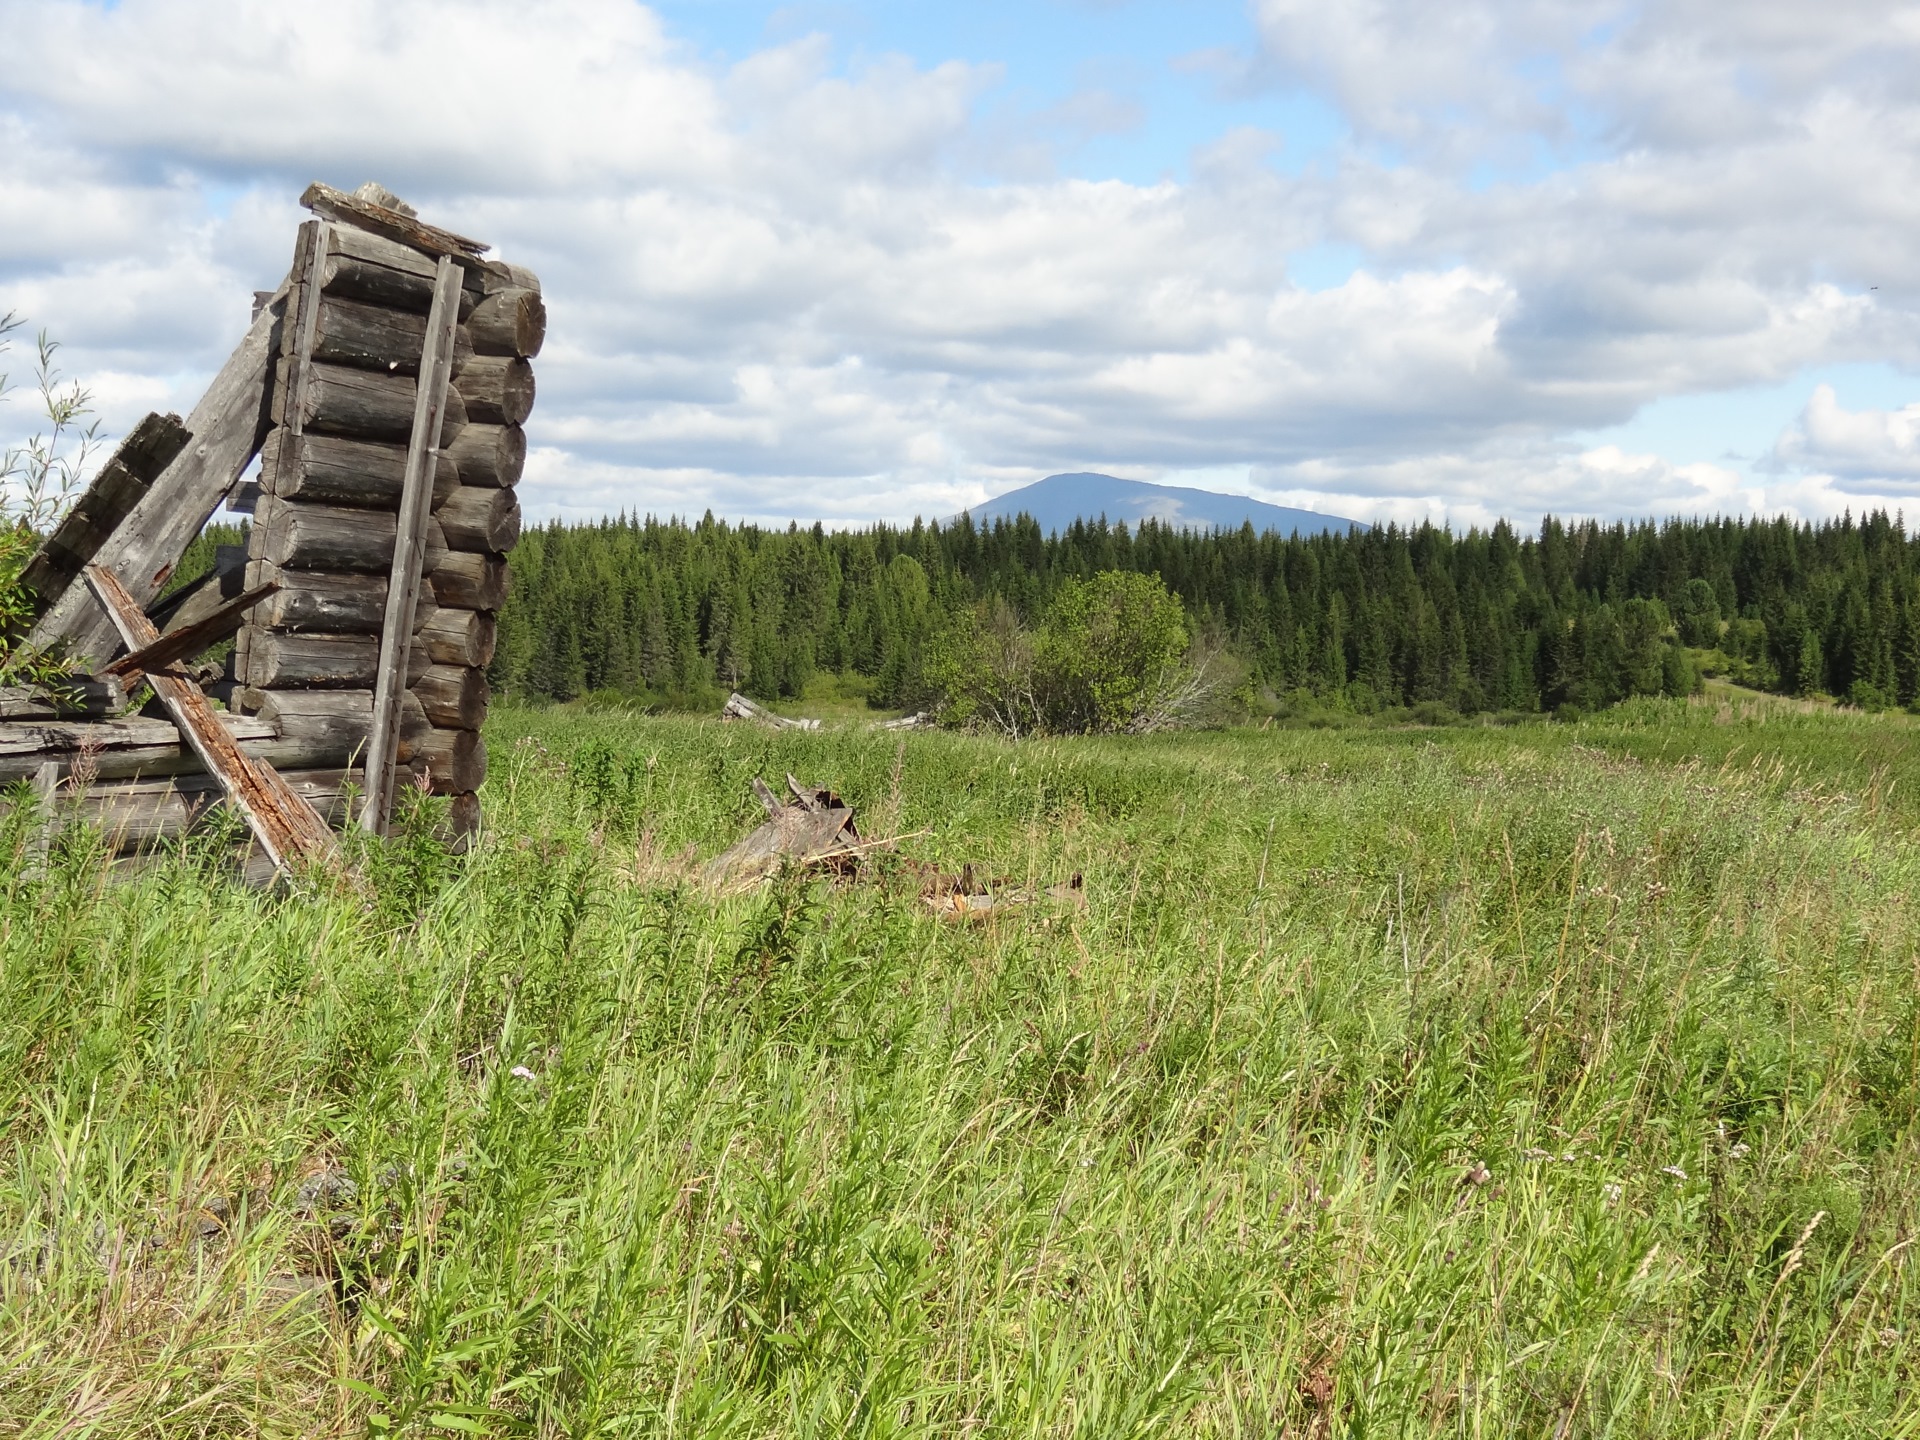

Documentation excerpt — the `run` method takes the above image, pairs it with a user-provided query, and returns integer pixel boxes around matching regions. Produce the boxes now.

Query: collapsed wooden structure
[3,183,540,872]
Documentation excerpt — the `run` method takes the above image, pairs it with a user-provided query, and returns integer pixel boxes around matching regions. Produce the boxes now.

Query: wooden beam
[363,257,463,836]
[102,581,279,688]
[29,288,287,668]
[16,412,191,620]
[82,564,339,871]
[300,181,489,264]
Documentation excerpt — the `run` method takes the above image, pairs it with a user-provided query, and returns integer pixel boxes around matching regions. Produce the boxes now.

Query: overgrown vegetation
[493,509,1920,718]
[4,698,1918,1434]
[0,313,100,689]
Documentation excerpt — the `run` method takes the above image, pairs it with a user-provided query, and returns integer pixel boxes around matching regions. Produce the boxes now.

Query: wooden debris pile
[2,182,537,874]
[720,692,821,731]
[704,773,1085,921]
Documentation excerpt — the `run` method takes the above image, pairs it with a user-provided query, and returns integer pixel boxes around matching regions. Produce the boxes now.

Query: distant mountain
[958,472,1364,538]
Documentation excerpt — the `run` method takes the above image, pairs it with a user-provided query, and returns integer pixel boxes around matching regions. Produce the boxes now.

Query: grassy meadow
[3,696,1918,1436]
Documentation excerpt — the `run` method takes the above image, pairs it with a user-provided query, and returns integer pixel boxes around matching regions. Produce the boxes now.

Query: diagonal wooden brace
[83,563,339,871]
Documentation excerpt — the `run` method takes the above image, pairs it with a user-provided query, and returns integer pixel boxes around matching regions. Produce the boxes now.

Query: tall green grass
[3,698,1918,1436]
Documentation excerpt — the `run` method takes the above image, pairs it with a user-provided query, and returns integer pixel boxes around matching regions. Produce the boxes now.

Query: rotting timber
[3,182,540,875]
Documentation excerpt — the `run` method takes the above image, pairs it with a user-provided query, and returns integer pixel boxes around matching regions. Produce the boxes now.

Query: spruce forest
[490,509,1920,716]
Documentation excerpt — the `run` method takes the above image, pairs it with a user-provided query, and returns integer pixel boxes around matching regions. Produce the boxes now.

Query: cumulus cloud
[1767,385,1920,492]
[1,0,1917,528]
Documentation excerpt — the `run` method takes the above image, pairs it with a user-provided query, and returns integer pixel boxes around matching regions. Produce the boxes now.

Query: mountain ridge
[958,472,1364,537]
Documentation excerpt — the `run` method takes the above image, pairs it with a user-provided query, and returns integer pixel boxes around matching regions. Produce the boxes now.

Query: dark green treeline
[493,510,1920,714]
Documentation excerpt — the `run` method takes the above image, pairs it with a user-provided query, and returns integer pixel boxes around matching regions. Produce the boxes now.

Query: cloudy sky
[2,0,1918,530]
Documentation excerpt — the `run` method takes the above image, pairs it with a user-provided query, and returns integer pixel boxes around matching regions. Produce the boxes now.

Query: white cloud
[1767,384,1920,491]
[2,0,1918,528]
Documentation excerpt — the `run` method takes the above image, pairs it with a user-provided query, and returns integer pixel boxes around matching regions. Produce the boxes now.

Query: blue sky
[3,0,1918,529]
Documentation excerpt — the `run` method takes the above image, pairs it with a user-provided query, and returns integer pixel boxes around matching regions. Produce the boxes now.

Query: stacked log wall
[232,219,539,839]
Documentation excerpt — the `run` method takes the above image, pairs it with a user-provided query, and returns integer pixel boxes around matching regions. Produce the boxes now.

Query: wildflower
[1660,1164,1687,1181]
[1603,1183,1623,1204]
[1728,1142,1750,1159]
[510,1065,537,1081]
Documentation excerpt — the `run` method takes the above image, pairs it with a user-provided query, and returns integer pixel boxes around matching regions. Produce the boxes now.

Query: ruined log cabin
[3,182,541,876]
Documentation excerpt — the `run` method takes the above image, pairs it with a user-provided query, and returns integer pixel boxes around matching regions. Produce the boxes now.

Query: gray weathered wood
[277,360,467,447]
[444,423,525,488]
[265,503,412,571]
[467,287,545,358]
[28,289,286,666]
[15,767,365,854]
[17,412,191,619]
[415,606,497,667]
[397,723,485,793]
[82,563,339,870]
[438,484,521,554]
[262,432,458,509]
[310,294,473,377]
[0,676,130,720]
[364,256,464,837]
[255,572,389,631]
[411,663,488,729]
[0,713,274,781]
[427,551,509,611]
[246,632,381,688]
[452,355,533,425]
[302,182,489,265]
[252,689,372,765]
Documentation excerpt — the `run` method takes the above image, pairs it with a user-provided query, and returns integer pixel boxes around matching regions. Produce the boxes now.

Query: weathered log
[444,423,525,489]
[428,551,509,611]
[255,571,389,632]
[452,355,533,426]
[262,504,445,573]
[262,432,458,509]
[398,723,485,794]
[17,413,192,619]
[0,677,129,721]
[310,295,473,377]
[252,689,372,766]
[467,288,545,359]
[280,361,466,447]
[263,503,391,571]
[438,485,521,554]
[447,791,481,846]
[29,288,285,666]
[245,632,380,688]
[478,259,540,296]
[18,767,365,854]
[411,664,487,730]
[0,713,383,784]
[414,606,496,667]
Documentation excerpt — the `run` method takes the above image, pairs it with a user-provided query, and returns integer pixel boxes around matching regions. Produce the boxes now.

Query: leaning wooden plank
[16,413,191,620]
[102,581,279,688]
[83,564,338,870]
[301,181,489,264]
[363,257,464,836]
[29,289,288,668]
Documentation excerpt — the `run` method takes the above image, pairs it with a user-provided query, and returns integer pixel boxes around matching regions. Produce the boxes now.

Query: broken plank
[300,181,489,264]
[103,581,280,687]
[83,563,338,870]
